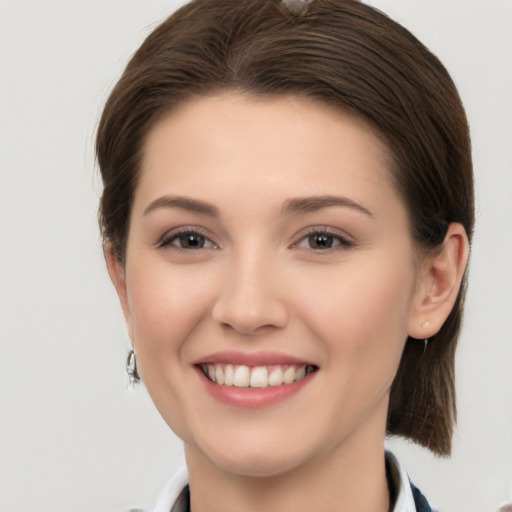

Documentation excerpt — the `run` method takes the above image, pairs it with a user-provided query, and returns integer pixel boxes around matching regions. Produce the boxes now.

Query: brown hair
[96,0,474,456]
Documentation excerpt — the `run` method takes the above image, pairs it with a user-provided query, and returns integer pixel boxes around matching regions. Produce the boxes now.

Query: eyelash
[157,226,354,253]
[157,227,219,250]
[292,227,355,251]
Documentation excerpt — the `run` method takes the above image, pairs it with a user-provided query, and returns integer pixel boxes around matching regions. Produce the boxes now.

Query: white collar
[386,451,418,512]
[150,466,188,512]
[148,452,419,512]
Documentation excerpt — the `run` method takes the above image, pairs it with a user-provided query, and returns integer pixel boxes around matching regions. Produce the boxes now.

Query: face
[110,94,424,478]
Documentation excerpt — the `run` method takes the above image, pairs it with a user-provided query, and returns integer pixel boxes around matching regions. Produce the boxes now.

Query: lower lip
[196,368,316,409]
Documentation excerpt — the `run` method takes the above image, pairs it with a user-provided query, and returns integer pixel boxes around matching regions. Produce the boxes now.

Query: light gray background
[0,1,511,511]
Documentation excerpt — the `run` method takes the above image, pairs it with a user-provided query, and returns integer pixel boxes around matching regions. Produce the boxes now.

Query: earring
[421,321,430,354]
[126,349,140,391]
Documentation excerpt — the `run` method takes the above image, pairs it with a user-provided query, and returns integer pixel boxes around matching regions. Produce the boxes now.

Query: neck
[185,420,390,512]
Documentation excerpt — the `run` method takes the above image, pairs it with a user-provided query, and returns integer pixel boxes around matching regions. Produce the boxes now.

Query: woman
[96,0,473,510]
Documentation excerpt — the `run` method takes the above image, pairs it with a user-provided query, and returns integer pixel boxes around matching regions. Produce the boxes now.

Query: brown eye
[307,233,334,249]
[159,230,217,250]
[176,233,207,248]
[296,230,354,251]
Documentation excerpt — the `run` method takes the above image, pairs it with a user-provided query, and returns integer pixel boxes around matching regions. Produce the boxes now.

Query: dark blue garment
[411,482,433,512]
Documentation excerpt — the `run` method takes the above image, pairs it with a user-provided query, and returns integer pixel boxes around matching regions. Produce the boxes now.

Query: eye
[295,229,354,251]
[158,229,218,250]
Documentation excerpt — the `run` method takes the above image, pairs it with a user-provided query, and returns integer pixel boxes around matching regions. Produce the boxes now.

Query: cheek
[124,260,218,441]
[126,260,216,354]
[296,252,416,367]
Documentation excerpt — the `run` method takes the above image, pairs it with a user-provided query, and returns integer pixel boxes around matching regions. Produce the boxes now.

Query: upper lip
[193,350,317,367]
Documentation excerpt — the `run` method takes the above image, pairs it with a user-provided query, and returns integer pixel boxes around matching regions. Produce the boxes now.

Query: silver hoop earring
[424,339,429,354]
[126,349,140,391]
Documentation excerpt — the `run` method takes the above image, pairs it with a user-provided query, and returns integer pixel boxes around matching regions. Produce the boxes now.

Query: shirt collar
[386,451,418,512]
[150,466,189,512]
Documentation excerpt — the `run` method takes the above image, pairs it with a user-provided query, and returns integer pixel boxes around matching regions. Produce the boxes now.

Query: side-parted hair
[96,0,474,456]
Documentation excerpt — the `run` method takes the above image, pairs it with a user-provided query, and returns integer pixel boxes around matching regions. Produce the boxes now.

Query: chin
[216,453,303,478]
[196,437,311,478]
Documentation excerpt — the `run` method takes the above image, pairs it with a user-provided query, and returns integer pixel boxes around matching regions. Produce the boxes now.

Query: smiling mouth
[198,363,318,388]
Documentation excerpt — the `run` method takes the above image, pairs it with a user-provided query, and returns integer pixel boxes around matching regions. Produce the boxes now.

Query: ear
[408,223,469,340]
[105,244,133,331]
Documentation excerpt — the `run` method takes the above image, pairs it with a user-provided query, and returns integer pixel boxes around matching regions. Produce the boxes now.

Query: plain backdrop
[0,1,511,511]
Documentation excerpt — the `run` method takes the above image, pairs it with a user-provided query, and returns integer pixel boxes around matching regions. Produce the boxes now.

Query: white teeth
[202,363,315,388]
[215,365,225,385]
[295,365,306,381]
[268,367,284,386]
[250,366,268,388]
[224,364,234,386]
[283,366,295,384]
[233,365,250,387]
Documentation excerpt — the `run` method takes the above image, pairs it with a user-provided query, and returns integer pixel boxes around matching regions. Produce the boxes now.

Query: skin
[107,93,469,512]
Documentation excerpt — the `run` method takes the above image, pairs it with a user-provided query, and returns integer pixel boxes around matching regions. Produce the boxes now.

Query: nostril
[212,298,289,334]
[217,318,283,337]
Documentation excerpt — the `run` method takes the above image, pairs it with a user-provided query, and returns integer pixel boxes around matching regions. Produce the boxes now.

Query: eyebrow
[143,194,373,219]
[143,196,219,217]
[281,195,374,218]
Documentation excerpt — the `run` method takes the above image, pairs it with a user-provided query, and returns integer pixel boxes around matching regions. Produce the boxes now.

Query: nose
[211,251,289,336]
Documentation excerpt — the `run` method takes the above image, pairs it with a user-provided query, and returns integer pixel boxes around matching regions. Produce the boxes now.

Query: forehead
[136,93,403,221]
[143,92,393,164]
